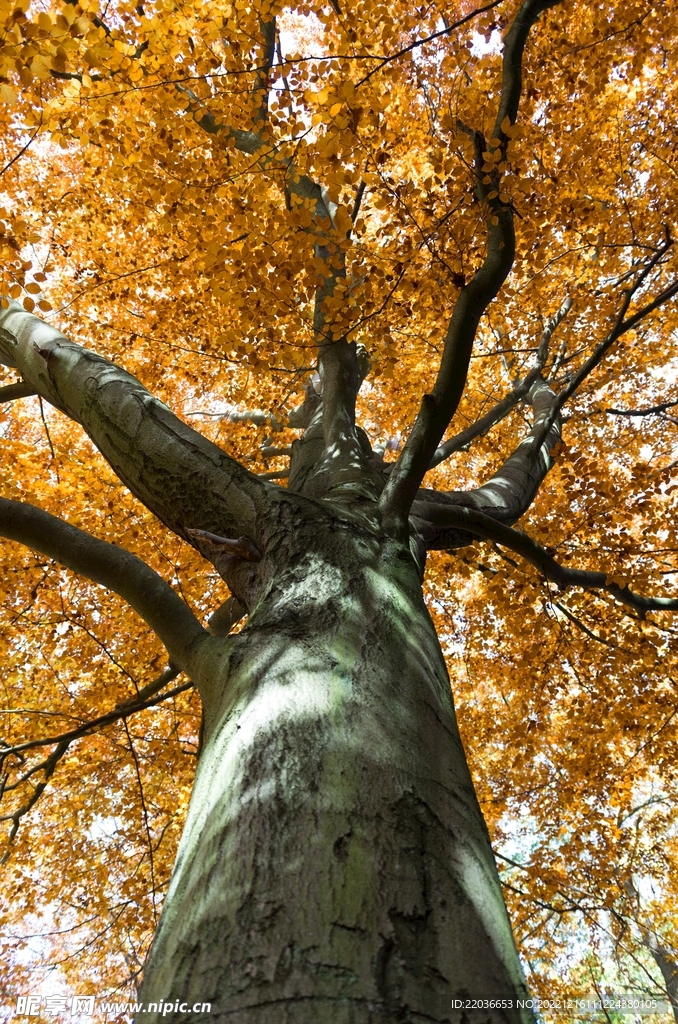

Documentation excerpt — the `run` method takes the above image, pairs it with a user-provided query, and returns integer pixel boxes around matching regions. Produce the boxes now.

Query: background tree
[0,0,677,1020]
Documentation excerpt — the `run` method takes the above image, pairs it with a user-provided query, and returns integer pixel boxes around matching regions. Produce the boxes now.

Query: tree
[0,0,677,1019]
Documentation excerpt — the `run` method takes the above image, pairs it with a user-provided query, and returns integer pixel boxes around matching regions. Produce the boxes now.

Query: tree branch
[185,404,284,430]
[0,300,271,554]
[379,0,563,533]
[442,375,561,522]
[553,602,614,647]
[174,83,264,154]
[0,497,207,668]
[117,664,181,707]
[0,673,192,856]
[206,595,247,636]
[255,17,277,123]
[528,232,678,458]
[186,529,262,562]
[416,503,678,615]
[175,31,378,500]
[182,80,369,495]
[356,0,504,87]
[0,380,37,402]
[411,372,562,547]
[178,31,373,496]
[430,297,572,467]
[1,676,189,762]
[607,398,678,417]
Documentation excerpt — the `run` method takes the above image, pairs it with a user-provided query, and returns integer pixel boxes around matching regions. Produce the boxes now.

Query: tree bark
[0,302,536,1021]
[137,514,533,1024]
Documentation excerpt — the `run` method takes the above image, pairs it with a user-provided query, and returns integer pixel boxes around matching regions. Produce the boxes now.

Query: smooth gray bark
[0,301,270,549]
[137,518,533,1023]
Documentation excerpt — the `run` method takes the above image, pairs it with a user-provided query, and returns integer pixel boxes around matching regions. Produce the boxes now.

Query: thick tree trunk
[138,524,532,1023]
[0,299,536,1022]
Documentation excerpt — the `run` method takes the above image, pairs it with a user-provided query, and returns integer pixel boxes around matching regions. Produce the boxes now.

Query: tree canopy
[0,0,677,1014]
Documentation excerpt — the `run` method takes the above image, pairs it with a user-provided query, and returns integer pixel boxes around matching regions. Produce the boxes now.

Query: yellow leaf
[333,206,352,236]
[22,296,35,312]
[0,85,17,105]
[304,86,329,106]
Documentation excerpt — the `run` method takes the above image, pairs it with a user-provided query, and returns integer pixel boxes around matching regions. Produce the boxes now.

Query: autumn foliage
[0,0,677,1014]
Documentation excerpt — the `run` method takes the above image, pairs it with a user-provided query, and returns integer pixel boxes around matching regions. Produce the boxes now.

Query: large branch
[0,380,37,402]
[448,243,678,525]
[379,0,564,531]
[289,173,370,492]
[419,375,561,533]
[430,297,572,467]
[429,370,541,467]
[312,338,382,498]
[0,498,207,668]
[182,40,372,496]
[0,301,271,553]
[416,503,678,615]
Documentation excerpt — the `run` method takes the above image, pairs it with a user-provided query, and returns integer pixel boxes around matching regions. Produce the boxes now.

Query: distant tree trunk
[137,514,533,1023]
[647,940,678,1024]
[623,881,678,1024]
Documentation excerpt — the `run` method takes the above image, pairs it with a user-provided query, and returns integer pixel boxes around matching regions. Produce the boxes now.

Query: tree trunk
[137,521,532,1023]
[0,299,536,1022]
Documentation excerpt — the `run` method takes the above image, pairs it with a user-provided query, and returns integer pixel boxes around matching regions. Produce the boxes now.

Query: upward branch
[379,0,564,533]
[0,300,271,556]
[181,25,372,496]
[430,297,572,467]
[527,231,678,460]
[415,374,562,542]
